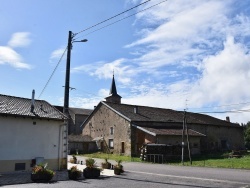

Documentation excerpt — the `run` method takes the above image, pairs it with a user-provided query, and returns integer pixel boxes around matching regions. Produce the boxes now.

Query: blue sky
[1,0,250,124]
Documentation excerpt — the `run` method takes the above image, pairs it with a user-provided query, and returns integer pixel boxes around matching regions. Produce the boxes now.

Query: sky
[1,0,250,124]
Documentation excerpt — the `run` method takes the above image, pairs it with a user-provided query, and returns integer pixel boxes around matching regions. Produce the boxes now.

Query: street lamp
[63,30,87,169]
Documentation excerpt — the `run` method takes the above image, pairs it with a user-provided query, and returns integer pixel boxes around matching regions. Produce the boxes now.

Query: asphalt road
[4,159,250,188]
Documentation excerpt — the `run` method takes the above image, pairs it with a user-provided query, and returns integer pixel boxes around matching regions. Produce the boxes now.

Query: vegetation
[85,158,97,168]
[68,166,82,180]
[168,152,250,169]
[114,160,124,175]
[80,152,141,162]
[81,151,250,169]
[243,121,250,149]
[31,163,55,177]
[101,158,111,169]
[31,163,55,182]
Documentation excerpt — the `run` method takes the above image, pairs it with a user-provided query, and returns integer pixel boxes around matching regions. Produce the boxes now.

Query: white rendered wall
[0,116,63,160]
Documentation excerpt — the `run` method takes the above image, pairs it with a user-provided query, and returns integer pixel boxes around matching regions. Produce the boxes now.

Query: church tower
[105,74,122,104]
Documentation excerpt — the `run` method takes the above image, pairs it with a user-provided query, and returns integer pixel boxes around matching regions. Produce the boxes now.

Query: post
[181,111,185,165]
[185,113,192,165]
[64,30,72,115]
[62,30,73,169]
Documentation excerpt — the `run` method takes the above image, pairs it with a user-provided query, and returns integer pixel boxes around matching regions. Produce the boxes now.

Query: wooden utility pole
[185,114,192,165]
[181,111,185,165]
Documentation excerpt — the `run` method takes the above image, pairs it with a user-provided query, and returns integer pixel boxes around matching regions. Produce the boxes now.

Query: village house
[0,92,66,173]
[54,106,93,154]
[81,76,245,157]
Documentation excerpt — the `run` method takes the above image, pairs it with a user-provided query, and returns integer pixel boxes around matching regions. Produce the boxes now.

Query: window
[193,143,198,148]
[109,139,114,148]
[15,163,25,171]
[121,142,125,153]
[110,127,114,135]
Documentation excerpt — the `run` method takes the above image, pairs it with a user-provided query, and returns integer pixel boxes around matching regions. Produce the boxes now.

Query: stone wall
[189,124,244,152]
[82,104,132,156]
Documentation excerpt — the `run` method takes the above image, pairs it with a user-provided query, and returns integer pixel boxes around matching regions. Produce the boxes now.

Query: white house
[0,93,66,173]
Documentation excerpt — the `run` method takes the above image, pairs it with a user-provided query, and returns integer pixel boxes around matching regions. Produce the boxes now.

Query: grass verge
[79,152,141,162]
[80,152,250,169]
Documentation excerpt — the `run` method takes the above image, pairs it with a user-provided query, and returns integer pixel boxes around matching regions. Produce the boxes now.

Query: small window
[110,127,114,135]
[15,163,25,171]
[109,139,114,149]
[193,143,198,148]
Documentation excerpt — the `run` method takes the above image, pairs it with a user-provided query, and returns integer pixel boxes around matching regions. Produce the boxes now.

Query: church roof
[101,101,240,127]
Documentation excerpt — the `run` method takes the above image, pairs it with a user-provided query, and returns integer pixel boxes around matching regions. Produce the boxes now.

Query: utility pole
[181,110,185,165]
[64,30,72,116]
[62,31,73,169]
[185,113,192,165]
[62,31,87,169]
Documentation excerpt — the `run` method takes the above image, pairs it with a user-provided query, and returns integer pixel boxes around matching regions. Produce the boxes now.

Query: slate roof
[140,127,206,137]
[102,102,239,127]
[68,135,93,142]
[0,94,66,120]
[54,106,92,115]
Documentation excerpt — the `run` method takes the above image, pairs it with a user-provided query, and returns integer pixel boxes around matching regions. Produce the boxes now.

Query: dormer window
[110,127,114,135]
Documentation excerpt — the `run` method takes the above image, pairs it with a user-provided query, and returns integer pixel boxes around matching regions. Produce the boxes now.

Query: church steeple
[109,74,118,95]
[105,74,121,104]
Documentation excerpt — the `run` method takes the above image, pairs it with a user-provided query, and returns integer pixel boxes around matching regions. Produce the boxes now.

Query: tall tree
[243,121,250,149]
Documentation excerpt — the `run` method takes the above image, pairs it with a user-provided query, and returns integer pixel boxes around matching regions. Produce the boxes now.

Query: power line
[77,0,168,38]
[38,1,166,99]
[194,109,250,114]
[38,47,67,99]
[74,0,153,36]
[188,101,250,110]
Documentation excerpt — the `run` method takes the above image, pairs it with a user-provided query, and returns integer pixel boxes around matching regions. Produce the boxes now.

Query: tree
[243,121,250,149]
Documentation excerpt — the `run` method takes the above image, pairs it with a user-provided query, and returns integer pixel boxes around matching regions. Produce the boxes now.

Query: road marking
[126,170,249,185]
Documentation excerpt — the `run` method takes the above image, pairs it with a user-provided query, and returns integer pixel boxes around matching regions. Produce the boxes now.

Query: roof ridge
[104,101,175,111]
[0,93,44,102]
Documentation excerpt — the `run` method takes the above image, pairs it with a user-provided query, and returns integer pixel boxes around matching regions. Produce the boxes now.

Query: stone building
[55,106,92,135]
[81,76,245,156]
[54,106,92,154]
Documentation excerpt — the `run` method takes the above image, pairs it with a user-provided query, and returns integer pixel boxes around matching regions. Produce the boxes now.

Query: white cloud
[72,58,137,85]
[8,32,31,48]
[0,46,31,69]
[70,0,250,124]
[50,47,67,60]
[0,32,32,69]
[190,36,250,106]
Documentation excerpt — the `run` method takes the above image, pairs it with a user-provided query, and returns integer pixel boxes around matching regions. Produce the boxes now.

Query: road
[4,157,250,188]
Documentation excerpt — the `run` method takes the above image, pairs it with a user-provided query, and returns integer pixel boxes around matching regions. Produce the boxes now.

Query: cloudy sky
[1,0,250,124]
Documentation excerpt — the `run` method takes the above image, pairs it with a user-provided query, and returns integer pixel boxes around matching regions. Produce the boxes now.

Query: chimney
[134,106,138,114]
[226,116,230,122]
[31,89,35,113]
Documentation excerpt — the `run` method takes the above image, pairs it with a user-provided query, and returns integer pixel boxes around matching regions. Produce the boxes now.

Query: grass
[79,152,141,162]
[168,152,250,169]
[80,151,250,169]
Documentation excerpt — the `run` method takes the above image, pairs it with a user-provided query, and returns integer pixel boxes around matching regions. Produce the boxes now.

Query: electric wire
[74,0,153,36]
[197,109,250,114]
[77,0,168,38]
[38,46,68,99]
[188,101,250,110]
[38,0,167,99]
